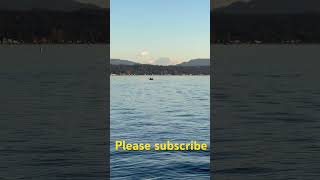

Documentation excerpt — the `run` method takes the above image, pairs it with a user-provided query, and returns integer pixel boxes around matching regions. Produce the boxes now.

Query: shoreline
[110,74,210,76]
[0,43,109,46]
[212,43,320,45]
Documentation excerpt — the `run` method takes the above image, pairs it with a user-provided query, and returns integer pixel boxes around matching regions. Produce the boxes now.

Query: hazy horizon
[111,57,210,66]
[110,0,210,65]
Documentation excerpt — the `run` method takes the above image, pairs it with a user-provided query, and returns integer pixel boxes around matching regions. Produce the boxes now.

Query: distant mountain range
[110,59,210,66]
[0,0,101,11]
[176,59,210,66]
[218,0,320,14]
[110,59,139,66]
[213,0,320,43]
[0,0,108,44]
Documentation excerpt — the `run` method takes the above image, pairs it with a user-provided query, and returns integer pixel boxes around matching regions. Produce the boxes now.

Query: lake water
[111,76,210,179]
[0,45,109,179]
[3,44,320,179]
[213,45,320,180]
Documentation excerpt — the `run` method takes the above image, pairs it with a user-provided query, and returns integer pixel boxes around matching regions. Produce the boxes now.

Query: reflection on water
[111,76,210,179]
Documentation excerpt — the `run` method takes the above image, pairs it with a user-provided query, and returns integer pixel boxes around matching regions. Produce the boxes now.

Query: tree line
[0,9,109,44]
[110,65,209,75]
[212,12,320,44]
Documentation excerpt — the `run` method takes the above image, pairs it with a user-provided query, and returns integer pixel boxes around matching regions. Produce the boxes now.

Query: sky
[75,0,247,9]
[110,0,210,65]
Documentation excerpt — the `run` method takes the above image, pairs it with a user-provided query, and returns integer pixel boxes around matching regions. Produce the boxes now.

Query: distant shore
[110,74,209,76]
[110,64,209,76]
[212,43,320,45]
[0,43,109,45]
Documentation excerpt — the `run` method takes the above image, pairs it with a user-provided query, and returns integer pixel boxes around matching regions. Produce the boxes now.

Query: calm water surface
[111,76,210,179]
[0,45,108,179]
[213,45,320,180]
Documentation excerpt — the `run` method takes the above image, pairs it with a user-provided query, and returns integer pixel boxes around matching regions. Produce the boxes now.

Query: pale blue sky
[110,0,210,65]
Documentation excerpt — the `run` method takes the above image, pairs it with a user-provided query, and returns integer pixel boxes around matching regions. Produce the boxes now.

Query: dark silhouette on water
[149,77,154,80]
